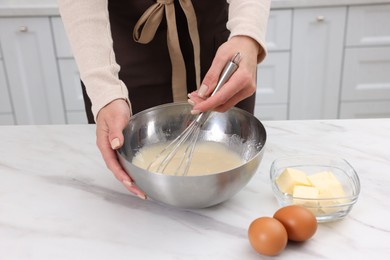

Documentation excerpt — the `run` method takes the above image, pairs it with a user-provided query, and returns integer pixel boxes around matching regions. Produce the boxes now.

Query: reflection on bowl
[117,103,267,208]
[270,155,360,222]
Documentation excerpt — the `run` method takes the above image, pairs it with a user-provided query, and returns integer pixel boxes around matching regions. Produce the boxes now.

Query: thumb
[108,117,128,150]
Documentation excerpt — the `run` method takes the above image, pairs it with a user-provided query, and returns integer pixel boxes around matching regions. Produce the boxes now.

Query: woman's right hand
[96,99,147,199]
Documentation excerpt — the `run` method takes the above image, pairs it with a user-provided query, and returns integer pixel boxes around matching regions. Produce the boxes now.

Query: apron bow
[133,0,201,101]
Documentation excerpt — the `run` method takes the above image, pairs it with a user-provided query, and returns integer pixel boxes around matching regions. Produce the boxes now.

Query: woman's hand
[96,99,147,199]
[188,35,260,113]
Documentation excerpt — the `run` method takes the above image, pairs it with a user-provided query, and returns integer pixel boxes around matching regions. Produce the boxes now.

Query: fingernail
[123,180,146,199]
[123,180,133,187]
[198,84,208,97]
[187,99,195,106]
[111,138,120,149]
[137,194,147,200]
[191,110,200,115]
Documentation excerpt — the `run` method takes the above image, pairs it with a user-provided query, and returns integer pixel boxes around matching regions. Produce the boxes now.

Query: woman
[59,0,270,199]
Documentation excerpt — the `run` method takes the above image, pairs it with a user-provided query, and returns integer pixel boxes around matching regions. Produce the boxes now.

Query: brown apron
[81,0,255,123]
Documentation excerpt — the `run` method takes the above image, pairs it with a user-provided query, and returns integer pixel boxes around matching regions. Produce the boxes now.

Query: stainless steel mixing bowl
[117,103,267,208]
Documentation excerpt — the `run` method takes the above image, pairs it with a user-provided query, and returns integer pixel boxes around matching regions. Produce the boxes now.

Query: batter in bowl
[132,141,244,176]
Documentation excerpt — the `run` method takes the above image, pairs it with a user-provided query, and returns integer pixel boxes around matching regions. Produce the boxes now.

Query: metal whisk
[147,52,241,176]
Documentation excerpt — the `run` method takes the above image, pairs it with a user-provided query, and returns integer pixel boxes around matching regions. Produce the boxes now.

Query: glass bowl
[270,155,360,222]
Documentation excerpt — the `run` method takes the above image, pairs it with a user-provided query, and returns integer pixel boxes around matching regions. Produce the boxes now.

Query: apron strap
[133,0,201,102]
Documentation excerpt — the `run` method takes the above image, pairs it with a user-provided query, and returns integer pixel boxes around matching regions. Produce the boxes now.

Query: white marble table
[1,119,390,259]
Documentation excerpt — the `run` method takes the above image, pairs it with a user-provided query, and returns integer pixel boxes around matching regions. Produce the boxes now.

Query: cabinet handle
[19,26,28,32]
[316,16,325,22]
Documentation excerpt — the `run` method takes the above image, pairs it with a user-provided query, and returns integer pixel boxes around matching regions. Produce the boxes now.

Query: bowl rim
[118,102,267,177]
[129,102,259,120]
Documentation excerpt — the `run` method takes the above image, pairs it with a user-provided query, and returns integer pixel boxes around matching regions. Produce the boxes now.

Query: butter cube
[293,185,320,215]
[293,185,319,199]
[308,171,347,213]
[276,168,311,194]
[308,171,341,192]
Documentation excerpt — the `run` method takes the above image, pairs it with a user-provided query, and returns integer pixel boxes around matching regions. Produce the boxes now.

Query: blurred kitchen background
[0,0,389,125]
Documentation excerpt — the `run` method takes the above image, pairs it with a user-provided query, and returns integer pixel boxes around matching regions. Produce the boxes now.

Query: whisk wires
[147,52,241,176]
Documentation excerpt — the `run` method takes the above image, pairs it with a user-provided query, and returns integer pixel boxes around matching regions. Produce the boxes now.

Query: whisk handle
[195,52,241,125]
[210,52,241,96]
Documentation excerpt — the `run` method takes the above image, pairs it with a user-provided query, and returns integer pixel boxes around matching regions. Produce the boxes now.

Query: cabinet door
[289,7,346,119]
[0,114,15,125]
[256,52,289,104]
[346,4,390,47]
[0,60,15,125]
[254,104,288,121]
[58,59,84,111]
[339,101,390,119]
[0,18,65,124]
[58,59,87,124]
[266,10,292,51]
[51,17,73,58]
[0,61,13,114]
[341,47,390,101]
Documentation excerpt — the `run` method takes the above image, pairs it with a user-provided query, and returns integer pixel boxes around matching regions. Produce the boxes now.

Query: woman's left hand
[188,35,261,114]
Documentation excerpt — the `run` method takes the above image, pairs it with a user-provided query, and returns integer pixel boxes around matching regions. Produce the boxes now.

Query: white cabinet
[289,7,347,120]
[258,4,390,121]
[346,4,390,47]
[256,52,289,120]
[340,4,390,118]
[0,17,65,125]
[256,52,290,104]
[341,47,390,101]
[255,10,291,120]
[264,9,292,51]
[57,59,87,124]
[52,17,87,124]
[0,60,15,125]
[51,17,74,58]
[339,101,390,119]
[254,104,287,121]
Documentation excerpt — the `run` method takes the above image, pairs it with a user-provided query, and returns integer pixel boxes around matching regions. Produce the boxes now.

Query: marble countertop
[1,0,390,16]
[0,119,389,259]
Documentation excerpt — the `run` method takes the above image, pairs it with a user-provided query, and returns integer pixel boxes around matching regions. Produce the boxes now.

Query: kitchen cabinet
[341,47,390,101]
[345,4,390,47]
[254,104,287,120]
[0,59,15,125]
[0,17,65,124]
[52,17,87,124]
[289,7,347,120]
[339,101,390,118]
[263,9,292,52]
[339,4,390,118]
[256,5,390,121]
[256,52,289,120]
[57,59,87,123]
[255,10,292,120]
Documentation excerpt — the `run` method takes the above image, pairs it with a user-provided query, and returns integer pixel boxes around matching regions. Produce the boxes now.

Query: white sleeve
[58,0,131,120]
[226,0,271,63]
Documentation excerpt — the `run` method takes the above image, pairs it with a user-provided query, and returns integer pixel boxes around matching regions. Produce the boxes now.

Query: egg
[248,217,288,256]
[273,205,317,242]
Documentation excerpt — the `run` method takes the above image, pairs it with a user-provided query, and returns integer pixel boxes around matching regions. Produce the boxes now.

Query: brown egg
[248,217,288,256]
[273,205,317,242]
